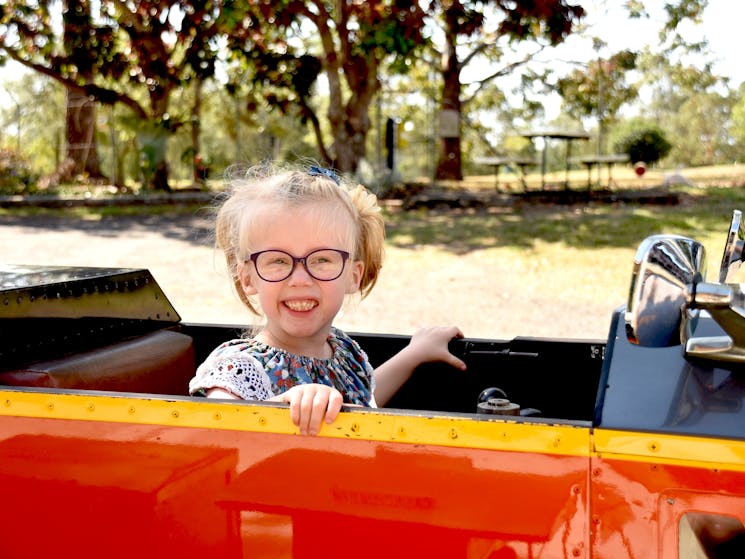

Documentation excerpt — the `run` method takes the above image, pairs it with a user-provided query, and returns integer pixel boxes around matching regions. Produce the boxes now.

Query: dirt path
[1,212,623,341]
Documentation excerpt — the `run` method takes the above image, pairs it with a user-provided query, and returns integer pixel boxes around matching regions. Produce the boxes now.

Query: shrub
[615,128,672,165]
[0,149,38,195]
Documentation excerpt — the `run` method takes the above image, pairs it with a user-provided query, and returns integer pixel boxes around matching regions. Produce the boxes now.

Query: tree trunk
[326,85,374,174]
[435,14,463,181]
[139,88,172,192]
[191,77,204,186]
[65,86,106,180]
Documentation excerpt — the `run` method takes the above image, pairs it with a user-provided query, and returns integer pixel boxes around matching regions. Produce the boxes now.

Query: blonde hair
[213,162,385,315]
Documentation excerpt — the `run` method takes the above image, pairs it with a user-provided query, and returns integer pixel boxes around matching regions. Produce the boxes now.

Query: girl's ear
[238,262,258,296]
[346,259,364,294]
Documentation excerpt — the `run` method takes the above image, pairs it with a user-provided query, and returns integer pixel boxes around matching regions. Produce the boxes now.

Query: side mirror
[625,235,706,347]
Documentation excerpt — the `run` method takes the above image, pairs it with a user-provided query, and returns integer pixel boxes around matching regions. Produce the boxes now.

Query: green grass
[384,186,744,252]
[379,186,745,293]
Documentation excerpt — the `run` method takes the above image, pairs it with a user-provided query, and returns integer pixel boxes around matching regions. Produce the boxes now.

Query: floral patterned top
[189,327,376,406]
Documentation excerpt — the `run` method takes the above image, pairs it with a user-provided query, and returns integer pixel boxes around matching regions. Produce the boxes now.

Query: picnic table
[570,153,630,189]
[521,129,591,189]
[473,156,538,191]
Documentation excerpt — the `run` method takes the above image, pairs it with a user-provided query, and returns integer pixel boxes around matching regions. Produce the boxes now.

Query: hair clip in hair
[308,165,340,185]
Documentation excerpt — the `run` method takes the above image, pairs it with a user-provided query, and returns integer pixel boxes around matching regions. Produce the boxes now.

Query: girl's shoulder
[206,337,284,365]
[207,338,261,358]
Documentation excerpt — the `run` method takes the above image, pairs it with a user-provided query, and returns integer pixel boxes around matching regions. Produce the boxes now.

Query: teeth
[285,300,316,311]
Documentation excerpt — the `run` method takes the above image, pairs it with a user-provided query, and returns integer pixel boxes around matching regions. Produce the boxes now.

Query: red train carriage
[0,213,744,558]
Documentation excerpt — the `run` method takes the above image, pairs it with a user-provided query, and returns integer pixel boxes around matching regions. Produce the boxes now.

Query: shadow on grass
[0,204,215,248]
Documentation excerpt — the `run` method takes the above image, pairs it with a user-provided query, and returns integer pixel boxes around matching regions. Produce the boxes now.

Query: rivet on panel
[258,416,266,425]
[449,428,458,439]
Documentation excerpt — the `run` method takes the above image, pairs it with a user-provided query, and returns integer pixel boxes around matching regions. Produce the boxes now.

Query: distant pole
[235,94,241,161]
[376,88,382,172]
[110,105,119,186]
[14,102,20,153]
[597,56,604,157]
[3,87,21,153]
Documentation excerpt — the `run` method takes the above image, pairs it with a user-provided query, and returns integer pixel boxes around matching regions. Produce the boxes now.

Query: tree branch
[462,46,545,108]
[1,48,148,119]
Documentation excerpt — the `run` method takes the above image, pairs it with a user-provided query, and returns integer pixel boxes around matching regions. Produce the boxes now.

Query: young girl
[189,163,466,435]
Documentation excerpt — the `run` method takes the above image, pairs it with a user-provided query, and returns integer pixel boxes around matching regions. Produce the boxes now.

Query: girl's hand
[408,326,467,370]
[272,384,344,435]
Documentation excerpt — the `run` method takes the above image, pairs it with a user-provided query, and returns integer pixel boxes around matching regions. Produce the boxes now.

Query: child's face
[237,204,363,352]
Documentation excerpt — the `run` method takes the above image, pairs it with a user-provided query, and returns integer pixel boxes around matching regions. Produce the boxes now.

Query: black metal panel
[0,265,179,321]
[0,265,181,370]
[598,310,745,440]
[358,332,605,421]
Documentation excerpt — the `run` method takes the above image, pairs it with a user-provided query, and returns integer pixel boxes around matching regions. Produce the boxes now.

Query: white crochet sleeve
[189,348,275,401]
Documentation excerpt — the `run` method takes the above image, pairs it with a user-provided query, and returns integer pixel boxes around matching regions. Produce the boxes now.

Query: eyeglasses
[247,249,350,282]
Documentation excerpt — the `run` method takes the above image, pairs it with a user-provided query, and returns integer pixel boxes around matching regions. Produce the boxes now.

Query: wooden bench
[569,154,629,189]
[474,156,538,191]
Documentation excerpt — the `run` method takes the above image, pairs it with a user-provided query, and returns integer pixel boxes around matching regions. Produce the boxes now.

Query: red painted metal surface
[0,415,590,559]
[590,458,745,559]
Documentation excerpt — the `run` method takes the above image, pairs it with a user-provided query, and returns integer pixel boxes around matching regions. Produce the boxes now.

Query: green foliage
[634,50,735,166]
[0,149,38,195]
[557,50,639,124]
[1,0,230,189]
[614,128,672,164]
[0,0,740,188]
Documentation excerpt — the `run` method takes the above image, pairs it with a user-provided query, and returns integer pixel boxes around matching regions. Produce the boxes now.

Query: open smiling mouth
[284,300,318,312]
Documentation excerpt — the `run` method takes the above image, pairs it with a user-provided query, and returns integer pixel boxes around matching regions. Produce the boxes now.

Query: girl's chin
[278,317,331,338]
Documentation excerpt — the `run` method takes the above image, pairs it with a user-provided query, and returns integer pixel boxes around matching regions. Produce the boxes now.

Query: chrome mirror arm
[719,209,745,283]
[685,282,745,362]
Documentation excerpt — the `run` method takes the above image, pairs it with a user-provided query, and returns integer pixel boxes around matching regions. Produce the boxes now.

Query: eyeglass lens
[252,249,348,281]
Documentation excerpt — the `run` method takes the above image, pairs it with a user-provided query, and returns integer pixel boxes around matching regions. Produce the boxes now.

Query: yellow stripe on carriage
[594,428,745,472]
[0,389,591,457]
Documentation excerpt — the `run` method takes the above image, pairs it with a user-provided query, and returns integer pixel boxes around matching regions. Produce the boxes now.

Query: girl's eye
[259,252,291,266]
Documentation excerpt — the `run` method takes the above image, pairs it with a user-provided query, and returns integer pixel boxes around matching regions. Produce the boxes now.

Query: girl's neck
[254,328,333,359]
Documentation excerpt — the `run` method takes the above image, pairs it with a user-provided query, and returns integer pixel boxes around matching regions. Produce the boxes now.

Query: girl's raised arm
[372,326,466,406]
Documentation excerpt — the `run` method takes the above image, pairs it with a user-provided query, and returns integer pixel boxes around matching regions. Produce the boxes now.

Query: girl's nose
[287,261,314,285]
